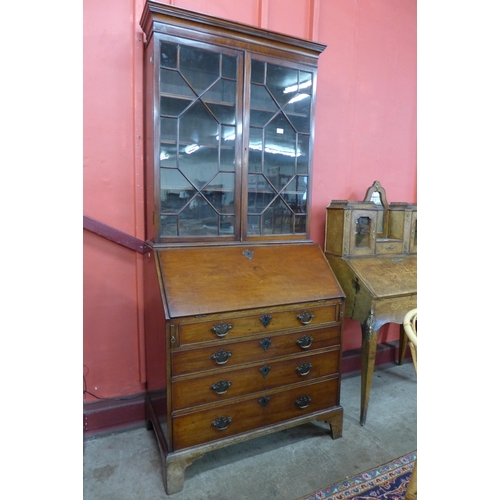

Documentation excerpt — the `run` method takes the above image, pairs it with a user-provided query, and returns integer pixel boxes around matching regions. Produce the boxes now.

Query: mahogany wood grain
[172,348,340,409]
[171,325,341,376]
[172,377,339,449]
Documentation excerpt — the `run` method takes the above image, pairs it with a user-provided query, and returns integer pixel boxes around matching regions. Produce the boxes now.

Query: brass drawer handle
[296,335,313,349]
[210,349,232,365]
[297,311,314,325]
[296,362,313,376]
[212,416,232,431]
[210,380,232,395]
[211,321,233,337]
[295,395,312,409]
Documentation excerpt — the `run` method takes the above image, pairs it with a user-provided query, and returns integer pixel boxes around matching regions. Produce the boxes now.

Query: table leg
[398,323,408,365]
[360,311,378,426]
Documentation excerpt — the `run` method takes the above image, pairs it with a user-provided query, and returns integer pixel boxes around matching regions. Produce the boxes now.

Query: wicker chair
[403,308,417,500]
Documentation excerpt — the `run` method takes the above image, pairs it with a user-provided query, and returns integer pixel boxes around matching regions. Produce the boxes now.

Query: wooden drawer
[172,325,341,376]
[177,302,341,346]
[172,376,340,450]
[172,347,340,410]
[376,239,404,255]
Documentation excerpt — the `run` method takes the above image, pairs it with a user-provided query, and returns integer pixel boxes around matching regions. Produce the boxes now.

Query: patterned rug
[298,451,416,500]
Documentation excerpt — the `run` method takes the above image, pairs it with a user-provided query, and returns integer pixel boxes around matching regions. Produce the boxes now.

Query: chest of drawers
[143,243,345,494]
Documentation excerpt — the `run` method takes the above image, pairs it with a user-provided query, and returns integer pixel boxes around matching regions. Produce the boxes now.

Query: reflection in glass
[160,42,177,69]
[248,128,263,173]
[248,174,275,213]
[262,198,293,234]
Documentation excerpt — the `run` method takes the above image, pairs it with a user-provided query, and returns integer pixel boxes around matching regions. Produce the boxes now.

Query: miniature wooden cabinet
[325,181,417,258]
[324,181,417,425]
[140,2,345,494]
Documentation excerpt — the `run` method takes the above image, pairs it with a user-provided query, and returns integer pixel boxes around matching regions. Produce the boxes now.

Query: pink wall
[83,0,416,399]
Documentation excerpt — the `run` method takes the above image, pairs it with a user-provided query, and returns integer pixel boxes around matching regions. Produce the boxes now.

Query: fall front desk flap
[342,255,417,299]
[156,243,345,318]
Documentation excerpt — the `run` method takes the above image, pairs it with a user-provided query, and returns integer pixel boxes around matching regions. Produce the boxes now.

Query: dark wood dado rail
[83,215,147,254]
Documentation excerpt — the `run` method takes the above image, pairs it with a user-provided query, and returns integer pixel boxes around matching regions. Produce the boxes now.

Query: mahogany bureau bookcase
[324,181,417,426]
[139,2,345,494]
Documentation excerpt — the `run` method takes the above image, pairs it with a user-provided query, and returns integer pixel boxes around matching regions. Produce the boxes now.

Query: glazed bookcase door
[245,56,314,239]
[143,7,324,245]
[156,38,243,240]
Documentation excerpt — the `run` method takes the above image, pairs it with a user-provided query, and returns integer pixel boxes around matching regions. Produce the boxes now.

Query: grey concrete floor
[83,361,417,500]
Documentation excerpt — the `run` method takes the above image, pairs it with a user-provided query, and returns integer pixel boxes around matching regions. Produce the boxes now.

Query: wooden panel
[171,325,341,376]
[177,302,340,345]
[172,377,339,449]
[375,240,404,255]
[158,244,344,317]
[172,348,340,409]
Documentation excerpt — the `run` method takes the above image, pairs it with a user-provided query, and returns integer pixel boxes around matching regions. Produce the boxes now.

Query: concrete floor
[83,361,417,500]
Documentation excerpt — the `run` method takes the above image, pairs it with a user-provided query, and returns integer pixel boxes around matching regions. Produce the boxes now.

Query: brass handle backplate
[297,311,314,325]
[296,362,313,376]
[212,416,232,431]
[211,321,233,337]
[210,380,232,395]
[211,349,232,365]
[295,395,312,409]
[296,335,313,349]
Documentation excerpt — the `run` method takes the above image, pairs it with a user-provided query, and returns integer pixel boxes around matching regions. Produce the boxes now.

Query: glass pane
[294,215,306,234]
[222,55,237,79]
[179,195,218,236]
[251,60,265,84]
[283,176,308,213]
[160,96,193,117]
[160,168,194,213]
[284,94,311,133]
[178,145,219,189]
[160,117,177,143]
[160,42,177,69]
[355,216,372,247]
[160,215,178,237]
[220,125,235,171]
[179,101,219,146]
[248,127,263,173]
[264,113,296,191]
[266,64,299,107]
[160,144,177,167]
[203,79,236,105]
[296,135,309,174]
[248,174,275,213]
[247,215,260,235]
[250,84,278,127]
[206,103,235,125]
[220,215,235,235]
[160,69,196,97]
[203,172,235,213]
[298,72,313,94]
[179,46,220,96]
[262,198,293,234]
